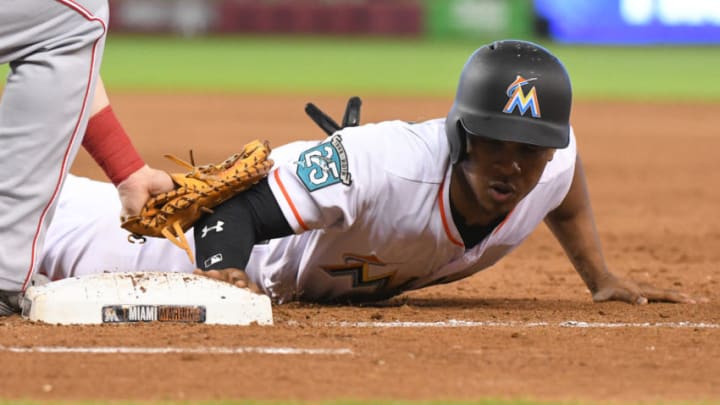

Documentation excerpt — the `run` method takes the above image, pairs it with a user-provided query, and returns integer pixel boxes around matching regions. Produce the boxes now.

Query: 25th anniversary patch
[296,134,352,192]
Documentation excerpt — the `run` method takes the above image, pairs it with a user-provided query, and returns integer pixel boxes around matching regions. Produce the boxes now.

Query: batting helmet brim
[459,114,570,149]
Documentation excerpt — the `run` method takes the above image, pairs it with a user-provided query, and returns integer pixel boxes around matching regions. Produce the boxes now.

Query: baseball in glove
[121,139,274,263]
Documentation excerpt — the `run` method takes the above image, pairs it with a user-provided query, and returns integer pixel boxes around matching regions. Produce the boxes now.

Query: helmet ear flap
[451,120,467,163]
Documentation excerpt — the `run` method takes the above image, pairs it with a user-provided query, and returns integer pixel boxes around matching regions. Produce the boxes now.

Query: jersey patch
[296,134,352,192]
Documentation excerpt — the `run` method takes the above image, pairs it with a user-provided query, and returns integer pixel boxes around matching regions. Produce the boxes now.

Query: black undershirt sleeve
[194,178,293,270]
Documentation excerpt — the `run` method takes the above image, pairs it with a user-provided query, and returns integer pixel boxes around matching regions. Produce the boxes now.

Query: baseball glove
[121,139,274,263]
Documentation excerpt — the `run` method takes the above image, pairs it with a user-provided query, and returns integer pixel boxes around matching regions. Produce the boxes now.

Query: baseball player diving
[38,40,699,305]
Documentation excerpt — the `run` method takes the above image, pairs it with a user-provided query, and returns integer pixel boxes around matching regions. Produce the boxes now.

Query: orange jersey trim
[492,208,515,235]
[273,170,309,231]
[437,179,464,247]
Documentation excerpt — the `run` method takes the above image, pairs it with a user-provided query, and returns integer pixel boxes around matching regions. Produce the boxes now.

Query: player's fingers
[225,269,247,284]
[219,268,255,290]
[649,292,696,304]
[193,268,211,278]
[194,269,224,282]
[232,276,262,293]
[148,169,174,194]
[195,269,240,286]
[637,283,700,304]
[194,268,260,292]
[248,282,262,294]
[593,287,647,305]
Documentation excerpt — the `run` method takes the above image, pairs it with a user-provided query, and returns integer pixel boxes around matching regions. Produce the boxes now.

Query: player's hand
[117,165,174,219]
[591,272,704,304]
[193,268,261,293]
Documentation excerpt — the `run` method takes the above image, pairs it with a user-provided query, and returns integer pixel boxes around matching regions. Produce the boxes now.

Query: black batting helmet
[446,40,572,163]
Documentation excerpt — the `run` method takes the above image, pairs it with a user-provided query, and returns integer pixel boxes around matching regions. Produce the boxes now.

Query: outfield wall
[107,0,534,39]
[107,0,720,44]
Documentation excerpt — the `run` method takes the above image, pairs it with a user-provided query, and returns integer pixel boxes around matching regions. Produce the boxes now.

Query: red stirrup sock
[83,105,145,185]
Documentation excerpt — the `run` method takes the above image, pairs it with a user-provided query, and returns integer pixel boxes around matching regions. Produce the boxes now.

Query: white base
[21,272,273,325]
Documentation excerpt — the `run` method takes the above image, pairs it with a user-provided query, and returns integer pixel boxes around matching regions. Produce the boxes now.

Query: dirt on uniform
[1,94,718,402]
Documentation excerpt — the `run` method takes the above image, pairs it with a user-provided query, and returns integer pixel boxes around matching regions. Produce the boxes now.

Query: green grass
[101,36,720,101]
[551,46,720,101]
[99,35,470,95]
[2,35,720,101]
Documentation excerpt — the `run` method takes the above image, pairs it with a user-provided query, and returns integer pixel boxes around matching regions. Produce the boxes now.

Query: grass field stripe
[0,345,353,355]
[322,320,720,329]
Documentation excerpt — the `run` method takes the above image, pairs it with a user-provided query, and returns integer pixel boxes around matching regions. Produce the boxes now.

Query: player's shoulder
[338,118,449,183]
[538,126,577,184]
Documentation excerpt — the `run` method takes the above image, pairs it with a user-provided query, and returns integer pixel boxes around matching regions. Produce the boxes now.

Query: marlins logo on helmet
[503,75,541,118]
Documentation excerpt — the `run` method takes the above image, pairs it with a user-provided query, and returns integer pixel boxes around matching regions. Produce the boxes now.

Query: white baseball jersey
[40,118,577,303]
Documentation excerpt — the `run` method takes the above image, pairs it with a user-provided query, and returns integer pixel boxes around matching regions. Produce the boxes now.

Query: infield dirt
[1,94,719,402]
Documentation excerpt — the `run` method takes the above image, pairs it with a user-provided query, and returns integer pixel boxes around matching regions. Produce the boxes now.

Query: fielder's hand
[591,272,705,304]
[193,268,261,293]
[117,165,174,219]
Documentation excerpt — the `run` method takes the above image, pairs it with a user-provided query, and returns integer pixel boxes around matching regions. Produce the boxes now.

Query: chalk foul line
[318,320,720,329]
[2,320,716,355]
[0,345,353,355]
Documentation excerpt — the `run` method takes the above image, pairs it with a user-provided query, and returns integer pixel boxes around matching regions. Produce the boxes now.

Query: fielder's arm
[544,154,698,304]
[84,76,173,217]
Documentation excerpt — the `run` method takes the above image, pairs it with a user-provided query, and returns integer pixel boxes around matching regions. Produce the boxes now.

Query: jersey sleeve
[267,127,384,233]
[537,126,578,212]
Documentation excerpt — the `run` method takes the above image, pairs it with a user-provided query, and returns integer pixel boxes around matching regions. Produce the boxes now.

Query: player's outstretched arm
[191,177,294,291]
[544,154,701,304]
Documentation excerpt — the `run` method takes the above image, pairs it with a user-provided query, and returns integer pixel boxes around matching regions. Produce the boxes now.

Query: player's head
[445,39,572,164]
[446,40,573,221]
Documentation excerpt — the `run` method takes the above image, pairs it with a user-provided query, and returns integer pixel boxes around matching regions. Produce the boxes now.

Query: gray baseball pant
[0,0,109,292]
